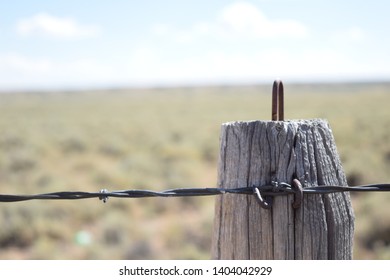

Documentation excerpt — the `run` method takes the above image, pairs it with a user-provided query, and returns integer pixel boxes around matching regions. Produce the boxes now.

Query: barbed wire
[1,181,390,208]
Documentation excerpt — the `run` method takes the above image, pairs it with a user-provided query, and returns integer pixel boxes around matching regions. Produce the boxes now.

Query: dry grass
[0,82,389,259]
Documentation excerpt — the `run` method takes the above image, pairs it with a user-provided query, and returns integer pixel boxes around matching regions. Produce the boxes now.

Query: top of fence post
[211,80,355,259]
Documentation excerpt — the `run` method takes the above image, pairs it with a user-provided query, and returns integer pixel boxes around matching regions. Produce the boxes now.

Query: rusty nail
[272,80,284,121]
[291,179,303,209]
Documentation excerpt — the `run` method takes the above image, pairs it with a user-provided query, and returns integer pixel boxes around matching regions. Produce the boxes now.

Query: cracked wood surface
[211,119,355,259]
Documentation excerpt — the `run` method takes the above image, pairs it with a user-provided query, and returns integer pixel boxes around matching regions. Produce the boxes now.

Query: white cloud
[333,27,366,42]
[123,46,390,86]
[16,13,100,39]
[216,2,308,38]
[152,1,308,43]
[0,53,113,90]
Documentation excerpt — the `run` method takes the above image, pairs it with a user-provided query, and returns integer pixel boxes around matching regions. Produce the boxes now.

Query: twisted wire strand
[1,183,390,203]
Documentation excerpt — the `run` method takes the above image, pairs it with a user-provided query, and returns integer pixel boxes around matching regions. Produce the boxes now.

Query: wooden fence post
[211,119,355,259]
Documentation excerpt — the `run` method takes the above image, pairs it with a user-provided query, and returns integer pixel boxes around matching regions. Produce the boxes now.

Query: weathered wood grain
[211,119,355,259]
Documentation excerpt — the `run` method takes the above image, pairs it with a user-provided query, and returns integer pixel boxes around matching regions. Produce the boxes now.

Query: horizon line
[1,78,390,93]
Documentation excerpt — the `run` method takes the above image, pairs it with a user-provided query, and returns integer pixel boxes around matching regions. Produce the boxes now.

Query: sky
[0,0,389,90]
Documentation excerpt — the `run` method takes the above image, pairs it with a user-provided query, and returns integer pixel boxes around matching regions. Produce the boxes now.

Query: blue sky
[0,0,389,90]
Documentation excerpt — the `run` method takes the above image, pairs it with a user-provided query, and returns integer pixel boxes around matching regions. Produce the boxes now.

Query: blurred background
[0,0,389,259]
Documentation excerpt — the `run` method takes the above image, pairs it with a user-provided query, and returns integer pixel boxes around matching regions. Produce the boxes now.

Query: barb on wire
[0,182,390,204]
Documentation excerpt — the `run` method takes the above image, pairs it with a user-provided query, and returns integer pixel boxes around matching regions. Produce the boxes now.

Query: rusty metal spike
[272,80,284,121]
